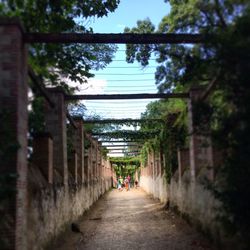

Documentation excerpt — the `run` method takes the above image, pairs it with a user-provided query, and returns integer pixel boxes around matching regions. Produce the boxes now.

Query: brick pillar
[97,142,102,180]
[177,148,190,180]
[188,87,203,181]
[73,118,84,184]
[0,19,28,250]
[45,87,68,186]
[32,133,53,184]
[188,87,215,181]
[68,150,77,183]
[87,146,92,186]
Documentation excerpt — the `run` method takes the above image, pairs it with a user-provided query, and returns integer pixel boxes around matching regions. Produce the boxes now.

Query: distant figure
[127,175,131,190]
[118,176,123,191]
[123,177,129,191]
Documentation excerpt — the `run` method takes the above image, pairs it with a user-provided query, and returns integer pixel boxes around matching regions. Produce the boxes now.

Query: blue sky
[78,0,170,121]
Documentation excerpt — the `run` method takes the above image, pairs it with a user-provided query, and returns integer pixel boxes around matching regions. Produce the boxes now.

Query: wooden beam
[24,33,204,44]
[98,140,145,143]
[102,144,142,148]
[107,152,140,154]
[65,93,189,100]
[92,130,159,137]
[84,119,164,124]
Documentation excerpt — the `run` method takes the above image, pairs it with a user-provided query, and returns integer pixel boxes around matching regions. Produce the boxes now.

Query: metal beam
[84,119,164,124]
[102,145,142,148]
[24,33,204,44]
[65,93,189,100]
[107,152,140,154]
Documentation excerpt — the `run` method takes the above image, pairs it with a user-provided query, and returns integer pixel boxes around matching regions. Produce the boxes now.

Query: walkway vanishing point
[49,188,214,250]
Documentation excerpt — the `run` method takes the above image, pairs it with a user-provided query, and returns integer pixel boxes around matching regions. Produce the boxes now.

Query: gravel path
[49,188,214,250]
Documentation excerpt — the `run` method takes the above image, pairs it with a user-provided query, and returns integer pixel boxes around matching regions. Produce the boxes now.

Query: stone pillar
[87,146,92,186]
[177,148,190,180]
[45,87,68,186]
[188,87,203,181]
[32,133,53,184]
[0,19,28,250]
[73,118,84,184]
[68,150,78,183]
[188,87,215,181]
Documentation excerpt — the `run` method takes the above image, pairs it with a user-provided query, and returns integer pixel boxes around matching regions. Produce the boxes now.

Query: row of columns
[0,19,114,250]
[141,88,219,183]
[32,88,113,187]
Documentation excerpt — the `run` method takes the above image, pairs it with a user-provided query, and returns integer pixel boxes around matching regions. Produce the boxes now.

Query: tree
[125,0,250,246]
[0,0,120,91]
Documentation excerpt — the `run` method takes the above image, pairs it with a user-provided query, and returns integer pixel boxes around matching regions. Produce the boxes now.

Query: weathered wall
[140,164,222,244]
[27,162,113,250]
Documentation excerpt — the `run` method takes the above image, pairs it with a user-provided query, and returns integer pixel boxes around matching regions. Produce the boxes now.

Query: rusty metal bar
[84,119,164,124]
[99,140,144,143]
[65,93,189,100]
[24,33,204,44]
[102,144,142,148]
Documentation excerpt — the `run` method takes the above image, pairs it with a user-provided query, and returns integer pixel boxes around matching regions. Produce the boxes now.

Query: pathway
[49,188,213,250]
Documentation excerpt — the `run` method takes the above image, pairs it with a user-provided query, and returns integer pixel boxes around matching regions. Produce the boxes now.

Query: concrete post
[0,19,28,250]
[68,150,78,183]
[32,133,53,184]
[45,87,68,186]
[188,87,203,181]
[188,87,215,181]
[73,118,84,184]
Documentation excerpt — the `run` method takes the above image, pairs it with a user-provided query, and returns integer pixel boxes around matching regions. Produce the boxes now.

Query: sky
[74,0,171,155]
[76,0,170,120]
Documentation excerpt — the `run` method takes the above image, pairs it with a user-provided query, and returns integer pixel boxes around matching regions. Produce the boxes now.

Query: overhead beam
[102,144,142,148]
[99,140,145,143]
[65,93,189,100]
[92,131,159,137]
[24,33,204,44]
[84,119,164,124]
[107,152,140,154]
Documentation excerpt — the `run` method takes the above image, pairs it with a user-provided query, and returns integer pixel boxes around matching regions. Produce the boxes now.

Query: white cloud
[78,78,107,95]
[117,24,126,30]
[64,77,107,95]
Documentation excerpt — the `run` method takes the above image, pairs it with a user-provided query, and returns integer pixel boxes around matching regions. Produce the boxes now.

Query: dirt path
[49,188,214,250]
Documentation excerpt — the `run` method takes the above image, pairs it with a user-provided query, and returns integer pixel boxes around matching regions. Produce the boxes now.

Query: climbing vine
[139,98,188,183]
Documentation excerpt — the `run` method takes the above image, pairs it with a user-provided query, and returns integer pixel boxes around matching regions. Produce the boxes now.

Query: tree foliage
[0,0,120,91]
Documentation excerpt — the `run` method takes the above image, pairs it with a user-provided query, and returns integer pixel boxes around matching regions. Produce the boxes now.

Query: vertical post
[45,87,68,186]
[188,87,203,181]
[0,19,28,250]
[68,150,78,183]
[73,117,84,184]
[188,87,215,181]
[32,133,53,184]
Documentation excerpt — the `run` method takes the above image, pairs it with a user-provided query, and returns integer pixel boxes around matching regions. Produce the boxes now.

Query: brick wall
[0,19,28,250]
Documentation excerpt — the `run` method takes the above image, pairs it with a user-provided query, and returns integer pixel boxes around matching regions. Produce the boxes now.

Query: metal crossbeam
[24,33,204,44]
[84,119,164,124]
[66,93,189,100]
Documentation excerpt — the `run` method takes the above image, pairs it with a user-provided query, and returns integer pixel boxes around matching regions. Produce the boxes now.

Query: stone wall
[0,19,28,250]
[27,159,113,249]
[140,149,222,244]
